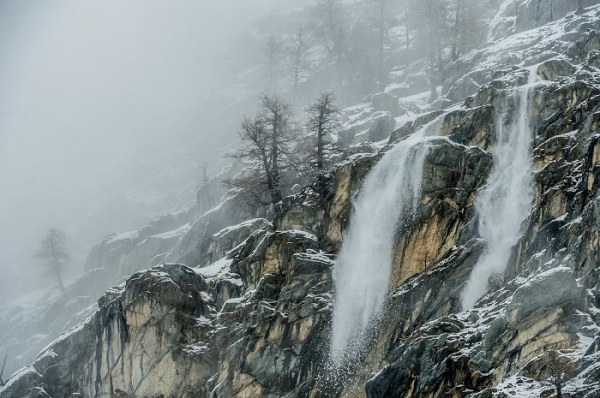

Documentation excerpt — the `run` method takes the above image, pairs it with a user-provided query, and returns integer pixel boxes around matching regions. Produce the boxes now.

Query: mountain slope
[4,2,600,398]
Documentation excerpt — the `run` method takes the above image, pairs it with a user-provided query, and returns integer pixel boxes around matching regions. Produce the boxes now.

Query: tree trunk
[54,265,66,293]
[270,114,281,204]
[452,0,462,60]
[0,349,7,387]
[404,3,410,52]
[377,0,386,89]
[261,149,273,192]
[427,0,437,102]
[336,27,344,66]
[50,241,66,293]
[433,5,444,83]
[327,0,340,62]
[317,111,325,170]
[293,25,303,101]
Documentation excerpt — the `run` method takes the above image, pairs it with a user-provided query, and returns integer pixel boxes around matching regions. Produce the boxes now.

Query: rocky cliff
[4,2,600,398]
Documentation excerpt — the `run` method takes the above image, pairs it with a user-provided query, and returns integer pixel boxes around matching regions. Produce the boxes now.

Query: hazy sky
[0,0,282,296]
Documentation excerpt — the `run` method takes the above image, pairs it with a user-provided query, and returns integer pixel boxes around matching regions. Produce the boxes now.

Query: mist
[0,0,285,303]
[3,0,597,395]
[0,0,498,379]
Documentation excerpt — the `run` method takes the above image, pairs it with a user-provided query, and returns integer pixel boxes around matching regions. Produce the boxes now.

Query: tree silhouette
[35,229,69,293]
[306,91,341,171]
[0,349,7,386]
[292,25,305,101]
[227,95,297,206]
[526,350,577,398]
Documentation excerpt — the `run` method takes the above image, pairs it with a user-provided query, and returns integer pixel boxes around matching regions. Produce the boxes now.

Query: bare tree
[227,116,272,204]
[451,0,464,61]
[407,0,460,99]
[368,0,391,89]
[196,161,220,212]
[0,349,7,387]
[292,25,304,100]
[265,35,283,93]
[313,0,346,64]
[227,95,297,205]
[543,351,576,398]
[450,0,486,61]
[306,92,341,171]
[35,229,69,293]
[403,0,411,51]
[200,161,209,186]
[527,350,577,398]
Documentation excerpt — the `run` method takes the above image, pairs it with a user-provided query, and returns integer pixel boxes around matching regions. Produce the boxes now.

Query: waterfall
[329,121,440,366]
[461,70,537,310]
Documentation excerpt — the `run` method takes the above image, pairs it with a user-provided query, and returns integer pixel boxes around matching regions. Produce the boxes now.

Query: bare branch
[306,91,341,171]
[226,95,297,206]
[34,229,69,293]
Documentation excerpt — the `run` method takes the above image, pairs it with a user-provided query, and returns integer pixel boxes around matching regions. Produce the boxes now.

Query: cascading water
[461,69,537,310]
[329,121,441,367]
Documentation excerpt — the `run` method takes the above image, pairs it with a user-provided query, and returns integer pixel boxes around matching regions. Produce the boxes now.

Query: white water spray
[461,70,537,310]
[329,121,441,366]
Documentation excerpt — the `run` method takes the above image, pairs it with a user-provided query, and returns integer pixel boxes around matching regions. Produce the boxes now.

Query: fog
[0,0,496,376]
[0,0,285,302]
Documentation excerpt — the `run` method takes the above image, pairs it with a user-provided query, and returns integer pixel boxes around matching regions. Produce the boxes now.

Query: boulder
[445,76,481,102]
[384,82,409,97]
[371,92,400,115]
[338,126,358,145]
[388,111,444,144]
[587,50,600,69]
[506,267,584,327]
[341,112,396,145]
[367,113,395,141]
[536,59,576,81]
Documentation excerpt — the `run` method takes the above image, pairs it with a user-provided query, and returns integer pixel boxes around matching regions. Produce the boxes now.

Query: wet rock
[388,111,443,144]
[389,140,492,288]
